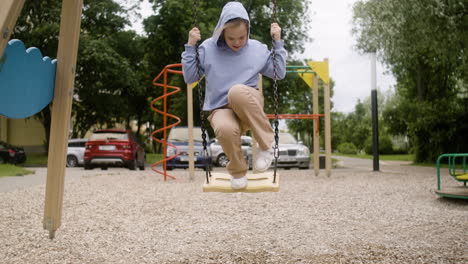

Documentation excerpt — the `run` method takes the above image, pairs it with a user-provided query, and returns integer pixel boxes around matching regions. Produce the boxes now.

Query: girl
[182,2,287,189]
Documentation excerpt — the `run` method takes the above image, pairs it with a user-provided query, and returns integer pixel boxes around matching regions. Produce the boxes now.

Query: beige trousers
[208,84,274,178]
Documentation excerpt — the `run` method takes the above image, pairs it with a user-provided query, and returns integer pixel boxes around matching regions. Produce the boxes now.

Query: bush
[364,135,394,154]
[337,142,358,154]
[392,147,409,155]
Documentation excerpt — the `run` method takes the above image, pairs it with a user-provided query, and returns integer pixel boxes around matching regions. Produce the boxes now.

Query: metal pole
[371,52,379,171]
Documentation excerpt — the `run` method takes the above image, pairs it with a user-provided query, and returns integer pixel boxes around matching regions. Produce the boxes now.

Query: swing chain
[193,0,212,182]
[192,0,198,28]
[272,0,278,24]
[272,0,279,183]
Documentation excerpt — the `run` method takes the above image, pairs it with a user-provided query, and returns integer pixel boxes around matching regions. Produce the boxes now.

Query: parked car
[66,139,87,167]
[210,135,252,169]
[275,132,310,169]
[165,126,212,170]
[0,141,26,164]
[84,129,146,170]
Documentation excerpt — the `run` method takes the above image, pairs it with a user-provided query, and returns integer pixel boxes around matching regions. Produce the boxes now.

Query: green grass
[332,153,455,168]
[146,153,164,164]
[0,153,46,177]
[333,153,415,162]
[24,153,48,166]
[0,164,34,177]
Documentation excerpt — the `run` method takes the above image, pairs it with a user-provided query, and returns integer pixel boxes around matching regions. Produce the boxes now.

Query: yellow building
[0,116,47,153]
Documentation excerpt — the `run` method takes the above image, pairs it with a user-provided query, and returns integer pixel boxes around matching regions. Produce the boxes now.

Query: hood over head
[212,2,250,46]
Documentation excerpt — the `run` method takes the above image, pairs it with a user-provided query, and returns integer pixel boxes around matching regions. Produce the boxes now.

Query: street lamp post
[371,52,379,171]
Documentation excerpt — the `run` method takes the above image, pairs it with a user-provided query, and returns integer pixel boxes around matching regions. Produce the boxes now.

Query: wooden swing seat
[203,172,280,193]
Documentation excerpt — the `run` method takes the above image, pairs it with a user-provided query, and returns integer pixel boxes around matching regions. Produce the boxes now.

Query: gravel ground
[0,159,467,263]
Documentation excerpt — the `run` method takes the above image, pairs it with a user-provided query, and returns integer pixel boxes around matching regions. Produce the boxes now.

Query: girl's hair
[215,18,249,41]
[223,17,249,32]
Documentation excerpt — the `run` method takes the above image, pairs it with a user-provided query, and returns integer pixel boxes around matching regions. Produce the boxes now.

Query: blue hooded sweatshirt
[181,1,288,111]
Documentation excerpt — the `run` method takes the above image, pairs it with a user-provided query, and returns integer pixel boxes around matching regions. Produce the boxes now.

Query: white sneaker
[231,176,248,189]
[254,142,274,172]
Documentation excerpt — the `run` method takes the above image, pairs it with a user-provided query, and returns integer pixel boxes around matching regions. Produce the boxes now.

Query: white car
[210,135,252,169]
[275,132,310,169]
[67,139,87,167]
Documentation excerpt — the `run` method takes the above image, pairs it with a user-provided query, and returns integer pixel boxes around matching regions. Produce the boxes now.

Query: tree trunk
[38,107,52,154]
[417,63,423,101]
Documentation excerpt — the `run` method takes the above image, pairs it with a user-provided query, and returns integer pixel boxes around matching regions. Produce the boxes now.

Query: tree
[332,90,393,154]
[12,0,145,146]
[72,1,142,138]
[352,0,468,162]
[346,100,371,151]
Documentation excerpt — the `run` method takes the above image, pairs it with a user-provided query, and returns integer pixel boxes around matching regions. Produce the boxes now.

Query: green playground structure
[435,153,468,199]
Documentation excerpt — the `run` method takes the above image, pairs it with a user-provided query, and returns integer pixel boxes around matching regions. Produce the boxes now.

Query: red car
[84,129,146,170]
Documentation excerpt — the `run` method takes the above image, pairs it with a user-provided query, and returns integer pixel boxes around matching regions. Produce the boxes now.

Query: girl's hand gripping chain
[188,27,201,46]
[270,23,281,41]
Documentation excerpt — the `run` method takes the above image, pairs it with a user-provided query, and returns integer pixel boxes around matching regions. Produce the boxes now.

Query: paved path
[333,155,412,171]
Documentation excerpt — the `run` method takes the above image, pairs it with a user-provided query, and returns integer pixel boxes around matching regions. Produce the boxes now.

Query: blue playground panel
[0,39,57,119]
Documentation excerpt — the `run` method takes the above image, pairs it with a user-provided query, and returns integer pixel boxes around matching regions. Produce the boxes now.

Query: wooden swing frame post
[0,0,26,57]
[312,70,320,175]
[323,58,332,176]
[43,0,83,239]
[187,83,195,180]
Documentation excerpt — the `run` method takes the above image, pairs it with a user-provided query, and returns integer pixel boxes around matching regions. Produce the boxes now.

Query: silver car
[275,132,310,169]
[165,126,212,170]
[210,135,252,169]
[67,138,87,167]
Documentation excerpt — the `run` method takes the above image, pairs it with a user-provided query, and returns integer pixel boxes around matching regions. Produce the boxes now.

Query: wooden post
[251,74,263,173]
[313,73,320,176]
[0,117,7,142]
[0,0,25,56]
[43,0,83,239]
[187,84,195,180]
[324,58,332,177]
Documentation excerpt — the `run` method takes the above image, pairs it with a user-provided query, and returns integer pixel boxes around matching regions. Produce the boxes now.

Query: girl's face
[224,24,248,52]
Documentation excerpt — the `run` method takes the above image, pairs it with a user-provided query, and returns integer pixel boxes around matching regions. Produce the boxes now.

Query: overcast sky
[127,0,396,114]
[302,0,395,113]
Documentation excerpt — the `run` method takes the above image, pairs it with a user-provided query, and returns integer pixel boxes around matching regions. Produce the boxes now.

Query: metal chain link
[193,0,211,182]
[272,0,279,183]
